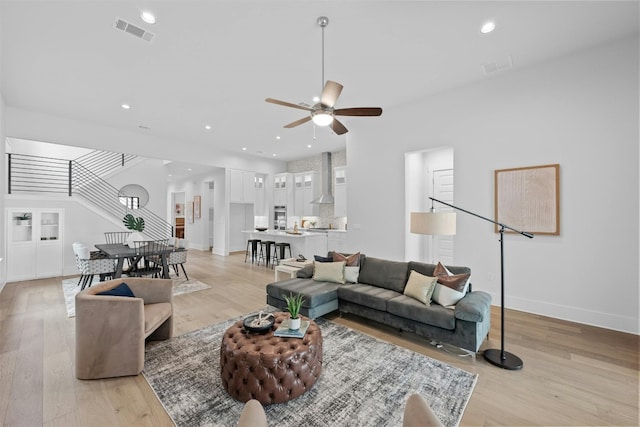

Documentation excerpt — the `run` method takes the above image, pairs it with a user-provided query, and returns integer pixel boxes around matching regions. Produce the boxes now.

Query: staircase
[7,151,173,240]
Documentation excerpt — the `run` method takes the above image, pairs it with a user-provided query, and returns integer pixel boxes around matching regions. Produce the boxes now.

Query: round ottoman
[220,312,323,405]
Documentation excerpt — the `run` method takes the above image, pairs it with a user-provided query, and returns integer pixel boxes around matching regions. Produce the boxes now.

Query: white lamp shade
[410,212,457,236]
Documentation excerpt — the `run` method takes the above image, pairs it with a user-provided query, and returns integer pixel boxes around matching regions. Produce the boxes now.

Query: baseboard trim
[491,293,639,335]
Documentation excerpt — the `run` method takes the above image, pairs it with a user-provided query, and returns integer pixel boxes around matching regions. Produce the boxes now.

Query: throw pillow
[403,270,438,305]
[312,261,346,284]
[97,282,135,297]
[314,255,333,263]
[333,252,361,283]
[432,262,471,307]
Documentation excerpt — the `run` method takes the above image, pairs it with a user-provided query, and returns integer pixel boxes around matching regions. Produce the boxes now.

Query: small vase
[288,317,301,330]
[126,231,147,247]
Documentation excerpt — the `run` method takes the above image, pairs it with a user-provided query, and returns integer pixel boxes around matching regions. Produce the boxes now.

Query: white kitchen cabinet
[229,169,256,204]
[294,171,320,216]
[6,208,64,281]
[334,166,347,218]
[254,174,267,216]
[273,173,294,208]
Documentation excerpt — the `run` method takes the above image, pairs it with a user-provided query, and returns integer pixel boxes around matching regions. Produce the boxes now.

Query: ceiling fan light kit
[265,16,382,135]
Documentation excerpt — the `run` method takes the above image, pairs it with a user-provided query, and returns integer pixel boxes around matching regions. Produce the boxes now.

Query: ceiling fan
[265,16,382,136]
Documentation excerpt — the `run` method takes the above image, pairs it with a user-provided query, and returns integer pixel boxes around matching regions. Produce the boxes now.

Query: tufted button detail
[220,312,323,404]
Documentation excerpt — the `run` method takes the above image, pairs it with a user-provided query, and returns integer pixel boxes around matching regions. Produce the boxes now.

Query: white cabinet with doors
[229,169,256,204]
[273,173,294,208]
[254,174,267,216]
[294,171,320,217]
[333,166,347,218]
[6,208,64,281]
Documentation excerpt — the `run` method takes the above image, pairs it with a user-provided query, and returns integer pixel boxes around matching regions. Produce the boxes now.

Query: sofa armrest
[454,291,491,322]
[297,265,314,278]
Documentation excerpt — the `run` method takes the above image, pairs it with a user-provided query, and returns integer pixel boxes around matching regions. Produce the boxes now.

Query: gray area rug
[61,274,211,317]
[143,313,477,427]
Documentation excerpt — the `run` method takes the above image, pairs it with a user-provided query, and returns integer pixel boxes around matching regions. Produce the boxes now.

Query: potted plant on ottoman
[284,293,305,330]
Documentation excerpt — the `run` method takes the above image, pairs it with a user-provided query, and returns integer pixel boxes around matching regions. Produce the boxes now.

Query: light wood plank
[0,250,637,426]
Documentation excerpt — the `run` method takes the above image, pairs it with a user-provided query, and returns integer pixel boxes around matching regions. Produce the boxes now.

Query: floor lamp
[411,197,533,370]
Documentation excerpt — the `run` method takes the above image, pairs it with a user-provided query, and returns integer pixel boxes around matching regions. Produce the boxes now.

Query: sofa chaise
[266,253,491,352]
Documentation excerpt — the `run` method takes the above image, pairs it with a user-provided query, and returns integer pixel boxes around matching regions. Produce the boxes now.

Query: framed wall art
[495,164,560,235]
[194,195,201,220]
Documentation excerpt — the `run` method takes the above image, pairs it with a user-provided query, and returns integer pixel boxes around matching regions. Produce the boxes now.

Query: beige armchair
[75,277,173,380]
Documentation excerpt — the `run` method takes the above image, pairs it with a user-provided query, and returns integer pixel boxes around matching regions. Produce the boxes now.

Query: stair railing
[6,153,173,239]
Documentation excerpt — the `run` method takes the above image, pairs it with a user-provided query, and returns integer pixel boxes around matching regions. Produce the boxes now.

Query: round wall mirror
[118,184,149,209]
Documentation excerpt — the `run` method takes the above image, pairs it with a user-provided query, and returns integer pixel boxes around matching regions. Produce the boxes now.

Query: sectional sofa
[266,253,492,352]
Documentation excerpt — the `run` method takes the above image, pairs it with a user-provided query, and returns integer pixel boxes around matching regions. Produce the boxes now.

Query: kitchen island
[242,229,327,261]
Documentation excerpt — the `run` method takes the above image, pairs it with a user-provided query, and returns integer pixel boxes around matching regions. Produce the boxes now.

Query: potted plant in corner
[284,293,305,330]
[123,213,146,246]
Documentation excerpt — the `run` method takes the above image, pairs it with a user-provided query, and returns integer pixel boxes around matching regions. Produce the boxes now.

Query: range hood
[310,152,334,204]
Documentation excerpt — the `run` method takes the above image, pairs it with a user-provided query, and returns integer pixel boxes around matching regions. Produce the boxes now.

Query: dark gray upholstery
[337,283,401,312]
[358,257,408,293]
[265,254,492,352]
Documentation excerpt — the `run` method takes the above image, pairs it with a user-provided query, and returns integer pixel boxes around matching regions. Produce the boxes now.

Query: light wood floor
[0,250,638,426]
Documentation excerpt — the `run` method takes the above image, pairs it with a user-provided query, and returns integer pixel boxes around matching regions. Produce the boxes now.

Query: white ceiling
[1,1,638,163]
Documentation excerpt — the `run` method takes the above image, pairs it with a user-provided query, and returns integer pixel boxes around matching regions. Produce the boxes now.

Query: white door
[433,169,454,265]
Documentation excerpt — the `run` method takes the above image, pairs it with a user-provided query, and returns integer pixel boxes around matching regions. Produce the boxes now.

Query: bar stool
[272,242,293,266]
[245,239,261,264]
[258,240,275,267]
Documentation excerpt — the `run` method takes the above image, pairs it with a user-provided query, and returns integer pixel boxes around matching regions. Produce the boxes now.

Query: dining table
[94,243,178,279]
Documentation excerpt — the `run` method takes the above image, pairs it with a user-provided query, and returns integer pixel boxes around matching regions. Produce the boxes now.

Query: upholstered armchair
[75,277,173,380]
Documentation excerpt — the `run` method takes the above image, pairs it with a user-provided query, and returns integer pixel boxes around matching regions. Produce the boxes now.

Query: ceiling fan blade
[331,118,348,135]
[265,98,313,112]
[334,107,383,117]
[320,80,344,108]
[284,116,312,128]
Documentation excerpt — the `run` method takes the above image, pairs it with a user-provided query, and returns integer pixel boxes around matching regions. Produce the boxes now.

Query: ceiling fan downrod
[317,16,329,97]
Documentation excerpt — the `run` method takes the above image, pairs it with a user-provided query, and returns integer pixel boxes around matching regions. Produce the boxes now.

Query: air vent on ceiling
[114,17,155,42]
[482,55,513,75]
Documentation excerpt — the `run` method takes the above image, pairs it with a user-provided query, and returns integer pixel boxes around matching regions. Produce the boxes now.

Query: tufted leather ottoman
[220,312,323,405]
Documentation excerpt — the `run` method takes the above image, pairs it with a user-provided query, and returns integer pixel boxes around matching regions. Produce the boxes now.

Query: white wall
[346,36,639,334]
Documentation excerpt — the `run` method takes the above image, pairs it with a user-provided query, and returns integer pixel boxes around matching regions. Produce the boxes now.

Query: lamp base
[483,348,523,370]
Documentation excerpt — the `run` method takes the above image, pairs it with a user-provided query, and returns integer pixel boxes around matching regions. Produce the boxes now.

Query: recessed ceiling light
[276,136,281,140]
[312,96,320,102]
[480,21,496,34]
[121,103,131,110]
[205,125,211,130]
[140,11,156,24]
[307,144,312,148]
[242,147,247,151]
[187,168,192,171]
[272,154,277,157]
[168,174,172,177]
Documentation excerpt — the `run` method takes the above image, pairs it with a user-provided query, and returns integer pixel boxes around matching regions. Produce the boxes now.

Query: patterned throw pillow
[432,262,471,307]
[333,252,361,283]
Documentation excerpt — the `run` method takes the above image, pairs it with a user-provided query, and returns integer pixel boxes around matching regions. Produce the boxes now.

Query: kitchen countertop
[242,229,328,238]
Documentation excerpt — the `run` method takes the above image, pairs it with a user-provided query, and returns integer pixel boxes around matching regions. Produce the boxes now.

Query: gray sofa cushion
[337,283,401,312]
[387,295,456,330]
[266,278,339,309]
[358,257,409,293]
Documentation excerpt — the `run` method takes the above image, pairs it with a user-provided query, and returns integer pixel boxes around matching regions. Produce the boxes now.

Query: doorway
[404,147,454,263]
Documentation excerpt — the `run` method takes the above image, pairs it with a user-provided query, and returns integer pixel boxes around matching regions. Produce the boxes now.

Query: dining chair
[130,240,170,278]
[104,231,132,244]
[72,242,117,290]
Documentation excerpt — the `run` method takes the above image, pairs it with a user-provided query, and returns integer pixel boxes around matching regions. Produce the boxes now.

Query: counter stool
[245,239,261,264]
[272,242,293,266]
[258,240,275,267]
